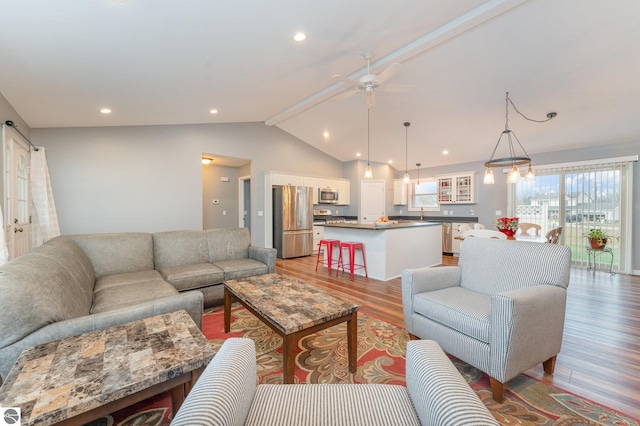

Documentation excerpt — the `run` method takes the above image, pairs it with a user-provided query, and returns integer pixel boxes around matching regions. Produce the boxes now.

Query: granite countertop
[322,221,441,230]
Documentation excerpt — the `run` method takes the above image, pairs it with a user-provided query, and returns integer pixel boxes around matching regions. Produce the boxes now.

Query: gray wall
[202,164,239,229]
[32,123,346,246]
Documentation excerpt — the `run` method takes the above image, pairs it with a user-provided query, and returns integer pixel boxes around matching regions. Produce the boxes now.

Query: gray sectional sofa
[0,228,276,381]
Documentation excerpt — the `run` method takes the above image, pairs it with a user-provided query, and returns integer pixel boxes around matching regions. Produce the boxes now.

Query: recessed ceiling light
[209,109,218,114]
[323,131,330,139]
[442,150,449,155]
[388,160,393,164]
[202,158,213,165]
[100,108,111,114]
[356,152,361,157]
[293,32,307,42]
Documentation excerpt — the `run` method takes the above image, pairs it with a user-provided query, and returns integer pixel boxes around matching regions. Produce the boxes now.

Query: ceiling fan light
[364,165,373,179]
[403,172,410,183]
[483,168,495,185]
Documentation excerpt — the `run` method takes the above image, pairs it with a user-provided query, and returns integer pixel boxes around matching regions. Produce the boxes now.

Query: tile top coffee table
[0,309,215,426]
[224,273,359,383]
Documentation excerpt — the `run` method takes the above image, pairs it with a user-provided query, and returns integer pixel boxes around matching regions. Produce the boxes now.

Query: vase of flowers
[495,217,519,237]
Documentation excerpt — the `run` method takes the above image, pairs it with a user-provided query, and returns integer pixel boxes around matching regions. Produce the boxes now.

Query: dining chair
[462,229,507,239]
[473,223,485,229]
[545,226,562,244]
[518,222,541,236]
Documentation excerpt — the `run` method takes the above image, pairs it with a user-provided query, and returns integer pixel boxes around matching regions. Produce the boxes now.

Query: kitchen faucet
[420,207,424,221]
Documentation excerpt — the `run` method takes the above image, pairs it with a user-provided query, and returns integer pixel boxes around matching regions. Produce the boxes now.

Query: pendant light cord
[367,108,370,166]
[506,92,556,125]
[404,122,410,174]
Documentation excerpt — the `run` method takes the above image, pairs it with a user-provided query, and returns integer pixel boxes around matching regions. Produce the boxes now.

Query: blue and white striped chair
[402,237,571,402]
[172,338,498,426]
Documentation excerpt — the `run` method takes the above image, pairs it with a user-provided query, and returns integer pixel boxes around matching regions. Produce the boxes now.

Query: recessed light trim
[442,150,449,155]
[323,131,330,139]
[202,158,213,165]
[209,109,218,114]
[356,153,361,157]
[388,160,393,164]
[100,108,112,114]
[293,32,307,42]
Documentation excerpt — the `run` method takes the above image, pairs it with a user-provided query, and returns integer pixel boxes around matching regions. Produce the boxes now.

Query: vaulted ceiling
[2,0,639,170]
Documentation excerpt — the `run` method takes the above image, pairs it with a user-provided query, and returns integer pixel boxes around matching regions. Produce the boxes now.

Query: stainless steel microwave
[318,188,339,204]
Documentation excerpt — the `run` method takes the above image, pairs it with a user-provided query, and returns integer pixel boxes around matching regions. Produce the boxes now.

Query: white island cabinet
[323,221,442,281]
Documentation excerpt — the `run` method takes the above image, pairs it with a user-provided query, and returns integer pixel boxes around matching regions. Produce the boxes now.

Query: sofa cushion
[0,241,94,349]
[92,275,178,314]
[207,228,250,263]
[246,384,420,426]
[153,230,210,270]
[94,270,165,292]
[69,233,155,278]
[413,287,491,344]
[158,263,225,291]
[215,259,269,281]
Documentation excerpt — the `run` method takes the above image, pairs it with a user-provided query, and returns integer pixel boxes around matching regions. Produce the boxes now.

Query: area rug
[94,305,639,426]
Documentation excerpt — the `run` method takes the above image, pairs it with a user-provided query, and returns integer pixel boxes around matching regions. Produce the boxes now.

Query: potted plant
[587,228,608,249]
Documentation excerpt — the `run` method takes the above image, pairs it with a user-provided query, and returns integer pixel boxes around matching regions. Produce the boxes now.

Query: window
[509,157,635,273]
[408,178,438,211]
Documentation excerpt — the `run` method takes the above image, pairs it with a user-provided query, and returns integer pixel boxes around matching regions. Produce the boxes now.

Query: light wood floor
[276,254,640,419]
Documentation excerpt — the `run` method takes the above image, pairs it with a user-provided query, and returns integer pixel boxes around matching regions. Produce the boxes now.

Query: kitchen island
[322,221,442,281]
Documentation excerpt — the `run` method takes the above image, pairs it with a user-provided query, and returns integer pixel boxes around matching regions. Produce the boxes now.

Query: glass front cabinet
[437,172,476,204]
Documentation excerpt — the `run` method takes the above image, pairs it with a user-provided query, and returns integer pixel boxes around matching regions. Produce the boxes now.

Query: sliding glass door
[511,161,630,272]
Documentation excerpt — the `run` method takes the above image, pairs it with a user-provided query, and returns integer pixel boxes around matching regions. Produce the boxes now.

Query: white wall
[32,122,345,246]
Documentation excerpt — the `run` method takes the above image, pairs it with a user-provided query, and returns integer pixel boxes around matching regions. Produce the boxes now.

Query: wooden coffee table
[224,273,358,384]
[0,310,215,426]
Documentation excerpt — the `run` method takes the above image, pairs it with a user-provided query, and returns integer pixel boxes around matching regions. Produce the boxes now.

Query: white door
[5,131,31,259]
[360,179,385,224]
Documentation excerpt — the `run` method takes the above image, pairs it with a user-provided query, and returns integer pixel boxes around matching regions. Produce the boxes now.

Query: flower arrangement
[495,217,519,236]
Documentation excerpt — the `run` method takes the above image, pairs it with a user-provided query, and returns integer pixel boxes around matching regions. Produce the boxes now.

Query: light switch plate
[495,210,502,215]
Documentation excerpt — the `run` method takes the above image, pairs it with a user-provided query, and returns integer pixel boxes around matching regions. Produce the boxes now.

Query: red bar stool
[336,242,368,281]
[315,239,341,274]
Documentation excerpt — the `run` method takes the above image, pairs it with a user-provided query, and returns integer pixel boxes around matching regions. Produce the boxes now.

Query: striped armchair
[172,338,498,426]
[402,238,571,402]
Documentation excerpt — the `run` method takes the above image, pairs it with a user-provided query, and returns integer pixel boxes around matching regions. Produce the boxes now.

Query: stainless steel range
[313,209,347,224]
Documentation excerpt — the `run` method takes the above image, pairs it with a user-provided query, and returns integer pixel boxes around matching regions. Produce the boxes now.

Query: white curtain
[0,207,8,266]
[30,147,61,247]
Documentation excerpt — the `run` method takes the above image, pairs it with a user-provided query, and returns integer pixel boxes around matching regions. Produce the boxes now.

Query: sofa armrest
[249,246,277,273]
[490,285,567,382]
[401,266,461,334]
[172,338,257,426]
[406,340,498,426]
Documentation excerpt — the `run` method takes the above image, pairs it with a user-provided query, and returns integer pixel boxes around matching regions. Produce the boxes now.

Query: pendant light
[416,163,421,185]
[364,108,373,179]
[403,122,410,183]
[483,92,556,184]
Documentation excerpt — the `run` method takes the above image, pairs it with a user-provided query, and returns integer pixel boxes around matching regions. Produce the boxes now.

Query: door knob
[14,227,23,233]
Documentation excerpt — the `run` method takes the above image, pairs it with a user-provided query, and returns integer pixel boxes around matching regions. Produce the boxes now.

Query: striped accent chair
[172,338,498,426]
[402,238,571,402]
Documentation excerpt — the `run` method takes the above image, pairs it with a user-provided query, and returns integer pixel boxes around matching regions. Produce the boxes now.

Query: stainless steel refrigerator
[273,185,313,259]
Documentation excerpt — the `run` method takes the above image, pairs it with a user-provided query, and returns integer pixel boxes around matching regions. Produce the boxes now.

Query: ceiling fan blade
[378,84,414,93]
[375,63,402,84]
[366,89,376,108]
[332,74,361,87]
[328,89,360,104]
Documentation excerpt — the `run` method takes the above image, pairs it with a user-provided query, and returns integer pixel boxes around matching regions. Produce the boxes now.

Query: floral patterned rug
[91,305,639,426]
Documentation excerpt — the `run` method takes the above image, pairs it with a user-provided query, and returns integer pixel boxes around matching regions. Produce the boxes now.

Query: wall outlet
[212,199,219,204]
[258,211,263,216]
[495,210,502,216]
[220,177,230,182]
[443,210,448,215]
[400,209,403,214]
[469,209,475,216]
[222,210,227,215]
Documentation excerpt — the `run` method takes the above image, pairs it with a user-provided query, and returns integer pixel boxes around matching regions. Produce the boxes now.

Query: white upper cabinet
[393,179,408,205]
[303,177,319,204]
[436,172,476,204]
[272,173,304,186]
[266,172,350,205]
[336,180,350,205]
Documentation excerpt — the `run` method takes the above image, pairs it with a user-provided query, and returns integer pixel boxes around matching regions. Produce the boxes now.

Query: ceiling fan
[329,51,412,108]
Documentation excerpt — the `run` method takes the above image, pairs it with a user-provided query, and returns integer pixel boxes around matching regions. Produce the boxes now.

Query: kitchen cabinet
[272,173,304,186]
[337,180,350,205]
[437,172,476,204]
[393,179,408,205]
[313,225,324,254]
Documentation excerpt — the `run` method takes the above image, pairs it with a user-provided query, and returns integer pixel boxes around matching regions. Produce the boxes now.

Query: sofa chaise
[171,338,499,426]
[0,228,276,381]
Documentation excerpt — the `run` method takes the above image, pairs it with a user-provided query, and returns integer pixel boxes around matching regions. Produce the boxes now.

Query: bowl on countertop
[373,221,393,227]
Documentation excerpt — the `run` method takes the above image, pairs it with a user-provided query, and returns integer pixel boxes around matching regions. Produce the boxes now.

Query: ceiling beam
[264,0,529,127]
